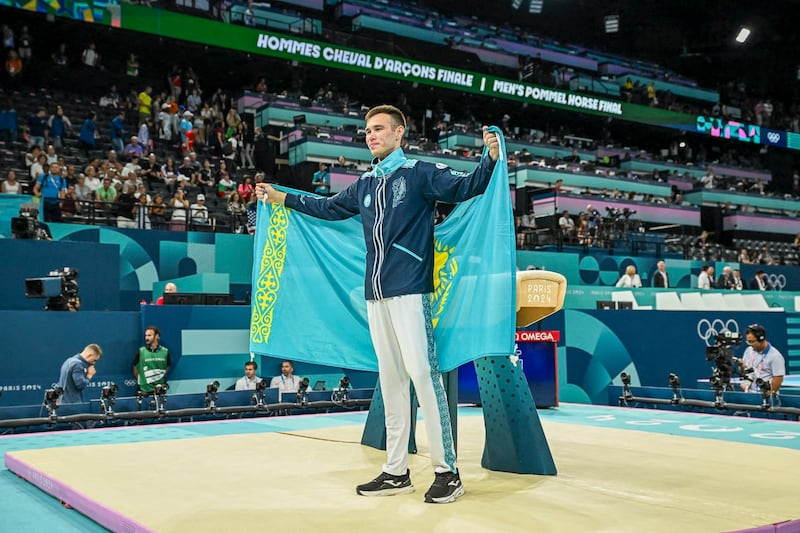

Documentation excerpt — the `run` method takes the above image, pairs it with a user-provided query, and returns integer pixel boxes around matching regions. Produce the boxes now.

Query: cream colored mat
[7,417,800,533]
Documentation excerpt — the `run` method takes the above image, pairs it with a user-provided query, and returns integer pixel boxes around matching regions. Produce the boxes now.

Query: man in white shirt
[738,324,785,394]
[270,360,301,393]
[697,265,714,289]
[235,361,263,391]
[558,210,575,241]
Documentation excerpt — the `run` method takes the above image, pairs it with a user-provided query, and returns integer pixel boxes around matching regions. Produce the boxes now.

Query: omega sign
[515,330,561,342]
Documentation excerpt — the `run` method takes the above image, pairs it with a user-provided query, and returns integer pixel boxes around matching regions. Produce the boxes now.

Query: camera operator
[11,206,52,240]
[57,344,103,403]
[738,324,785,394]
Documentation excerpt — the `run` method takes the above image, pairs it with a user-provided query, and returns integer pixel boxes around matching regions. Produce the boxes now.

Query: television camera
[24,267,80,311]
[705,330,743,393]
[11,206,51,240]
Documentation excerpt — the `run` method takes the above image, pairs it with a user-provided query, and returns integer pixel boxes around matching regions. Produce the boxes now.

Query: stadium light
[735,27,751,44]
[604,15,619,34]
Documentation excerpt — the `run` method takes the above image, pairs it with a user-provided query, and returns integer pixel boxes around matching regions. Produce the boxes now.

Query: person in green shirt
[133,325,170,394]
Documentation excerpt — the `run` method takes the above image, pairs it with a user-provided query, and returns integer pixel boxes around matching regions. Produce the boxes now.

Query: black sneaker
[356,470,414,497]
[424,470,464,504]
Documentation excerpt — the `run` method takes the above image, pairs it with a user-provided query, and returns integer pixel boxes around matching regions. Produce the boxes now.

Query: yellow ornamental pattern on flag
[431,238,457,329]
[250,205,289,344]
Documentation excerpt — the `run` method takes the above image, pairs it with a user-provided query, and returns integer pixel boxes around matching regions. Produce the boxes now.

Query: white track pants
[366,293,457,476]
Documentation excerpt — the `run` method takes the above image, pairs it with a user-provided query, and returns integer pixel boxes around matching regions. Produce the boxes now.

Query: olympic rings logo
[767,274,786,291]
[767,132,781,144]
[124,379,137,387]
[697,319,740,347]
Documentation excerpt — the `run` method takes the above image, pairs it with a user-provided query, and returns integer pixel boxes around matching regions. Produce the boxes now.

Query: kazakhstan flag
[250,127,516,372]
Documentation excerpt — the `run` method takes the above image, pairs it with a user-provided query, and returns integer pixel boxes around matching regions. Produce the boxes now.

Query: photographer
[57,344,103,403]
[738,324,785,394]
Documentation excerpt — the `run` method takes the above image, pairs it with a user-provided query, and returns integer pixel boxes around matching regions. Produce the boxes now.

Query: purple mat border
[4,452,154,533]
[726,520,800,533]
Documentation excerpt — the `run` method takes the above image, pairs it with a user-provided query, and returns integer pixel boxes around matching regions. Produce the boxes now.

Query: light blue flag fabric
[250,127,516,372]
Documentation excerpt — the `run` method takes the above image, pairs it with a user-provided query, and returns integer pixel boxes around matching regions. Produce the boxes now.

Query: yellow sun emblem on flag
[432,239,457,329]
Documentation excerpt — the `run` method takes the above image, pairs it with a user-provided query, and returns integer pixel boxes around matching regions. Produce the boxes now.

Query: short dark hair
[365,104,406,129]
[245,361,257,370]
[145,325,160,336]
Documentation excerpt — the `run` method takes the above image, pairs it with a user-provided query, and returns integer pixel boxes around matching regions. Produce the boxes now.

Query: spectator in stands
[78,111,97,158]
[700,170,715,189]
[270,360,301,393]
[652,260,669,288]
[738,247,752,264]
[244,1,256,26]
[180,111,194,153]
[615,265,642,288]
[190,193,209,227]
[238,174,254,202]
[312,163,330,196]
[159,157,178,191]
[697,265,714,290]
[123,136,144,160]
[138,119,153,152]
[44,144,58,165]
[217,170,235,199]
[28,107,48,148]
[4,49,22,82]
[235,361,263,390]
[717,265,734,290]
[51,42,68,66]
[46,105,72,150]
[222,130,239,173]
[84,165,101,192]
[137,85,152,125]
[696,230,711,250]
[149,193,167,229]
[756,245,776,266]
[227,190,247,233]
[239,121,255,169]
[0,100,18,144]
[57,344,103,404]
[646,81,657,106]
[738,324,785,395]
[577,218,593,246]
[126,53,139,77]
[33,162,66,222]
[1,170,21,194]
[74,173,91,202]
[81,42,100,68]
[750,270,771,291]
[61,183,79,218]
[732,269,744,290]
[110,110,126,154]
[95,176,117,206]
[133,326,170,394]
[168,188,189,231]
[195,158,215,197]
[116,185,137,228]
[558,210,575,242]
[177,156,197,185]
